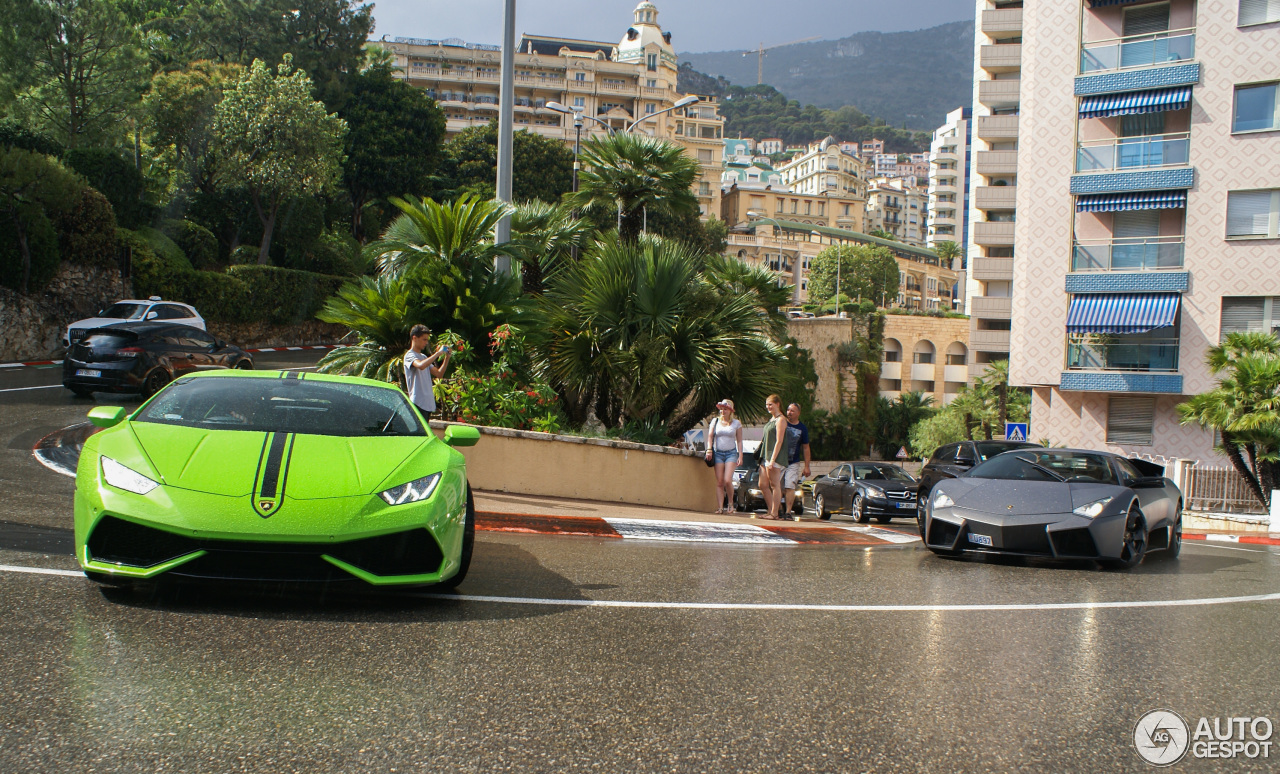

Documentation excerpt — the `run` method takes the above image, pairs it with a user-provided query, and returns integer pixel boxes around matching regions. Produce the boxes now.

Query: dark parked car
[922,448,1182,569]
[63,322,253,398]
[916,439,1041,534]
[734,465,806,516]
[809,462,918,523]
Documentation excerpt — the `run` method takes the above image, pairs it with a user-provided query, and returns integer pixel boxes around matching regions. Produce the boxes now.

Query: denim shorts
[713,448,737,464]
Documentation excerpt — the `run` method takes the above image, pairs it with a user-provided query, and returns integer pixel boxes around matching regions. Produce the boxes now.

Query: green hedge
[129,232,346,325]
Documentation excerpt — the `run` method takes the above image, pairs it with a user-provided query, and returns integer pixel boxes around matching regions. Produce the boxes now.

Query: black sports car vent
[87,516,445,580]
[1051,528,1098,558]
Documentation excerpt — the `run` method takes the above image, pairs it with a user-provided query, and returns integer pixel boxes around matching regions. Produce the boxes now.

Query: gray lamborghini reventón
[922,449,1182,569]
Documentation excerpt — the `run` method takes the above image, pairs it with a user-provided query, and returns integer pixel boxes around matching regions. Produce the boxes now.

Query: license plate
[76,369,101,378]
[968,533,993,547]
[896,501,914,509]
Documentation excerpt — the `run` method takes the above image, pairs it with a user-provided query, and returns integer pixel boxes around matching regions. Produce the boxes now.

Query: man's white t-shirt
[404,350,435,412]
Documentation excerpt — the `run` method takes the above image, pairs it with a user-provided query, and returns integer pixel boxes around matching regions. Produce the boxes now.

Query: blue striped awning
[1075,190,1187,212]
[1079,86,1191,119]
[1087,0,1147,6]
[1066,293,1180,334]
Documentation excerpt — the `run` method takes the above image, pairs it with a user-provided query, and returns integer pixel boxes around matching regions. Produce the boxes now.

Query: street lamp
[493,0,516,274]
[545,101,614,136]
[746,210,801,306]
[624,94,700,134]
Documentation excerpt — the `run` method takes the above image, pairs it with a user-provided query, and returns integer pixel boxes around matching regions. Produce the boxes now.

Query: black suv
[914,439,1041,536]
[63,322,253,398]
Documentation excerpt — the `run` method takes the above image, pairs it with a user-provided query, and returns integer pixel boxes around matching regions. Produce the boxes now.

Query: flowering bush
[433,325,565,432]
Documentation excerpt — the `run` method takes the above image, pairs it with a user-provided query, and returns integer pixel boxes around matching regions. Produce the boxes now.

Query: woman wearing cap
[705,399,743,514]
[757,394,789,519]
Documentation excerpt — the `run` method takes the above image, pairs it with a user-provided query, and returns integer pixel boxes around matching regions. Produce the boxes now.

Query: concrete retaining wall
[431,422,716,512]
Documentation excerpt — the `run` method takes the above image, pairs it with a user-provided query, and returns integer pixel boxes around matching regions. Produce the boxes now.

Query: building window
[1226,189,1280,238]
[573,97,584,108]
[1240,0,1280,26]
[647,79,657,87]
[1233,82,1279,133]
[647,53,657,71]
[698,182,710,196]
[697,149,712,163]
[574,72,585,82]
[1107,396,1156,446]
[1221,297,1280,338]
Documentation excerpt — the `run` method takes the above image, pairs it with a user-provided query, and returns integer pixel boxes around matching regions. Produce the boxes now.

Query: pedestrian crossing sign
[1005,423,1028,442]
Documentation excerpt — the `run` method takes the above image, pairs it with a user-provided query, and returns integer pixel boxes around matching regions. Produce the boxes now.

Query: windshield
[855,464,915,483]
[968,450,1117,484]
[975,441,1039,461]
[100,303,148,320]
[136,376,426,437]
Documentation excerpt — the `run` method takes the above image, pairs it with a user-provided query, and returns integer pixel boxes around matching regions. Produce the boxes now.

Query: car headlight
[932,490,955,509]
[1072,496,1113,519]
[102,456,159,495]
[864,486,885,498]
[380,472,441,506]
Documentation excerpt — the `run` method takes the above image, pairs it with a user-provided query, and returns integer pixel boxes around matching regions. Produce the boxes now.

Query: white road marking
[0,564,82,578]
[841,525,921,544]
[2,563,1278,612]
[0,384,63,393]
[417,591,1280,612]
[1185,542,1267,554]
[603,518,796,544]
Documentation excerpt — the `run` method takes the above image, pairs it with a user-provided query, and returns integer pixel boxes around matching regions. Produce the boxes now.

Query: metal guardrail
[1066,337,1179,372]
[1186,466,1266,514]
[1076,133,1190,173]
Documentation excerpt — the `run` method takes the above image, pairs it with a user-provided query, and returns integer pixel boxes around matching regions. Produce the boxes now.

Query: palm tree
[1179,332,1280,508]
[507,200,596,295]
[980,359,1011,430]
[316,194,524,382]
[365,194,514,277]
[566,133,700,243]
[933,240,962,267]
[534,233,785,435]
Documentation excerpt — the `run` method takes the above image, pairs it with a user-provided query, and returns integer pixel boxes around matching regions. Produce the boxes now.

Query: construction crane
[744,36,821,85]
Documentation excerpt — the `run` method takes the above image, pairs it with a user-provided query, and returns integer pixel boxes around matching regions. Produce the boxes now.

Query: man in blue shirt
[783,402,811,517]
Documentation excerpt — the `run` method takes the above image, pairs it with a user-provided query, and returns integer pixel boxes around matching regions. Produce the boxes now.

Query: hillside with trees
[680,20,974,131]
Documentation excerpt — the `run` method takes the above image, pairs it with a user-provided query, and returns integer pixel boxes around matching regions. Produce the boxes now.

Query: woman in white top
[705,398,743,514]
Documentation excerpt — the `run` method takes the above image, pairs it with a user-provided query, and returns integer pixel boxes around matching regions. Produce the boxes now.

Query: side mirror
[836,474,850,482]
[443,424,480,448]
[215,340,227,349]
[1129,476,1167,489]
[88,406,127,428]
[955,456,975,467]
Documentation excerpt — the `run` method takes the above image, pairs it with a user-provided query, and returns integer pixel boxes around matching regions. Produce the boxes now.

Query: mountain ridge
[679,20,975,131]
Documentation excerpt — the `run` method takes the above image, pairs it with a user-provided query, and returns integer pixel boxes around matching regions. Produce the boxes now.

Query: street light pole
[624,95,699,134]
[493,0,516,274]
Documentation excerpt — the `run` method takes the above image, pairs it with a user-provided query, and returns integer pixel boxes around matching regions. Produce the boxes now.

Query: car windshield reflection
[136,376,426,437]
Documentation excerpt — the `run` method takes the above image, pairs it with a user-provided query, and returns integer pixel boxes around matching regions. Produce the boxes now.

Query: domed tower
[614,1,677,89]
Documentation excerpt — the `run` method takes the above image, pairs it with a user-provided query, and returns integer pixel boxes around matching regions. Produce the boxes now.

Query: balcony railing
[1066,336,1180,372]
[1071,236,1185,272]
[1080,29,1196,74]
[1076,133,1189,173]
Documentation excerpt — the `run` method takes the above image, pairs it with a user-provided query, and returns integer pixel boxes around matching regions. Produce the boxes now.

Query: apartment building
[776,136,870,204]
[721,186,956,307]
[965,0,1023,381]
[1011,0,1280,461]
[927,107,972,250]
[861,139,886,157]
[374,1,726,215]
[758,138,784,155]
[866,179,930,248]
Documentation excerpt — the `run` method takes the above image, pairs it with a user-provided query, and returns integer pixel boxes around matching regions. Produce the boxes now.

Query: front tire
[436,485,475,590]
[1100,506,1148,570]
[1152,507,1182,561]
[236,360,253,370]
[853,493,870,523]
[815,494,830,520]
[69,387,94,399]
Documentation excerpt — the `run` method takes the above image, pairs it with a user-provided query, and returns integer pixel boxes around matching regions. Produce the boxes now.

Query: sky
[369,0,974,55]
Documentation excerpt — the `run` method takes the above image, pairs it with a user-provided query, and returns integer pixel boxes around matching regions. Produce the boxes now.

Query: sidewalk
[472,491,921,547]
[472,491,1280,548]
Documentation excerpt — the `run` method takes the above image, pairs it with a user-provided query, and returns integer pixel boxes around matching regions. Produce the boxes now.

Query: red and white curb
[475,512,919,547]
[0,344,341,370]
[1185,532,1280,547]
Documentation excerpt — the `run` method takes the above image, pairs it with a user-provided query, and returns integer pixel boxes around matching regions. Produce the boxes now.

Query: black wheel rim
[1120,510,1147,562]
[146,372,168,393]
